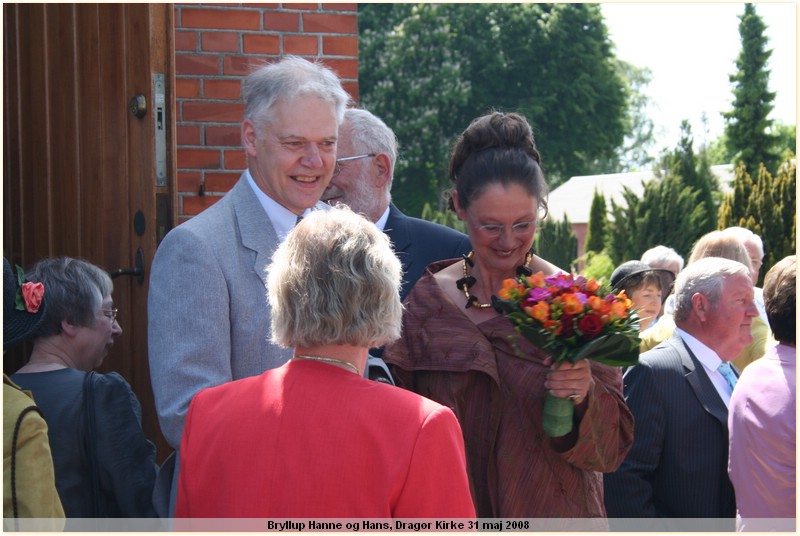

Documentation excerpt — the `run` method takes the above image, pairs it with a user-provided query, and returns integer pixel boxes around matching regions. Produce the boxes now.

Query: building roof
[546,165,734,225]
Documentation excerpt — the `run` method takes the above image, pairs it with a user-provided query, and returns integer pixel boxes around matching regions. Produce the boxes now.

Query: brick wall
[173,3,359,223]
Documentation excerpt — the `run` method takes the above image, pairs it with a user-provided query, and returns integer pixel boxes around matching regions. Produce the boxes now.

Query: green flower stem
[543,392,574,437]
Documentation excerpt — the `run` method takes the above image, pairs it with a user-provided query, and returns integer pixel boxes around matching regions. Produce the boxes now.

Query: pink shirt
[728,343,796,519]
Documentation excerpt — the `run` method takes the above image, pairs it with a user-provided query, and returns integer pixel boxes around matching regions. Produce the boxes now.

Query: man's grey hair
[673,257,751,323]
[720,226,764,256]
[641,245,685,272]
[268,205,403,348]
[27,257,113,338]
[344,107,398,174]
[243,55,350,134]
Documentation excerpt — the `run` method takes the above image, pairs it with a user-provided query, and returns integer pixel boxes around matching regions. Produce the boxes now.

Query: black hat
[610,260,676,299]
[4,257,47,350]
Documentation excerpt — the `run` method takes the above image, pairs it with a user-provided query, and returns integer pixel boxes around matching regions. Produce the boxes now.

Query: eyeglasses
[333,154,376,178]
[475,221,537,237]
[101,308,118,323]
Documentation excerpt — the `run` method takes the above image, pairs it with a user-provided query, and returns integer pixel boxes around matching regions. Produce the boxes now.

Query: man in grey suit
[322,108,471,303]
[147,56,349,514]
[604,257,758,528]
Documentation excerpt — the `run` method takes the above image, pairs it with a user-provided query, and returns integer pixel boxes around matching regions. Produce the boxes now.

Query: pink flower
[21,282,44,313]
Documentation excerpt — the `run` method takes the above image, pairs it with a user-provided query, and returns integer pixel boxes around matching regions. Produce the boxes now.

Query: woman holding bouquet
[383,112,634,518]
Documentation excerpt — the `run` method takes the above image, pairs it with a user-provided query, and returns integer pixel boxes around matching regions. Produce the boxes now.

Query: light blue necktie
[717,362,738,391]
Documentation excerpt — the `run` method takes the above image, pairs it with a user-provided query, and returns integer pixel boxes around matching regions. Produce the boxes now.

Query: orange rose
[21,282,44,314]
[529,301,551,322]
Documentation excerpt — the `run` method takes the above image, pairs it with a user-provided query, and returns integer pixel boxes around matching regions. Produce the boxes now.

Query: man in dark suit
[322,108,471,303]
[604,257,759,529]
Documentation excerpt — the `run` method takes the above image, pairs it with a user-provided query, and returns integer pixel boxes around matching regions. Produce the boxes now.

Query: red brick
[175,54,222,76]
[204,172,240,193]
[177,171,202,192]
[176,77,201,98]
[176,125,202,145]
[283,3,318,10]
[224,55,266,77]
[322,35,357,56]
[224,149,247,170]
[303,13,357,34]
[182,101,244,123]
[201,31,240,53]
[320,58,358,79]
[322,3,357,11]
[206,125,242,147]
[263,11,299,32]
[204,79,242,100]
[243,33,281,55]
[284,35,318,55]
[175,30,198,51]
[247,3,280,7]
[183,194,222,216]
[342,81,359,103]
[177,148,222,169]
[181,8,261,30]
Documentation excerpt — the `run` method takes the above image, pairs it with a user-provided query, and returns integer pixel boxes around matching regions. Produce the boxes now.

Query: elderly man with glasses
[322,107,471,303]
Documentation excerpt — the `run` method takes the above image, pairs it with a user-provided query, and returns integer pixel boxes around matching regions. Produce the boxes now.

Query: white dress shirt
[675,327,735,407]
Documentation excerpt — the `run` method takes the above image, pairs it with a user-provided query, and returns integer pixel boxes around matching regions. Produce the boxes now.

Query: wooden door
[3,3,174,460]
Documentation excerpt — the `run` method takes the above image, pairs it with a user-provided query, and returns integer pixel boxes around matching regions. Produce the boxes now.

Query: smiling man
[147,56,349,516]
[604,257,758,528]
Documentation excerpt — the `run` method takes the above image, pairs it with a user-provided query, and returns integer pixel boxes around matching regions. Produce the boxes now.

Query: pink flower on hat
[20,282,44,314]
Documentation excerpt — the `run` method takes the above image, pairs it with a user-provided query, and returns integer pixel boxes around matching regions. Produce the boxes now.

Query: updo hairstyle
[447,111,548,216]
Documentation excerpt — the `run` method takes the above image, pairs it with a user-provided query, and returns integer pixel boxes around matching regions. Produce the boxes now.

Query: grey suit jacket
[148,175,325,448]
[604,332,737,522]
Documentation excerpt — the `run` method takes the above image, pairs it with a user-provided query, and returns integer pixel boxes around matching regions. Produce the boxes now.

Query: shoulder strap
[11,404,45,524]
[82,371,101,517]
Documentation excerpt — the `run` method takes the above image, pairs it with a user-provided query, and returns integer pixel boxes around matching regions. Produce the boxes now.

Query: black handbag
[82,371,102,517]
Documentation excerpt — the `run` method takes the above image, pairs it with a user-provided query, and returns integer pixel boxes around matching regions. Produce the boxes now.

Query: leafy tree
[535,214,577,271]
[723,3,779,177]
[577,251,615,283]
[359,3,632,216]
[584,189,607,254]
[599,61,656,172]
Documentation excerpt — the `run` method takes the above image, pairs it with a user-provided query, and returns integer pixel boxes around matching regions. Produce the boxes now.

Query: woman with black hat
[10,257,157,518]
[610,260,676,333]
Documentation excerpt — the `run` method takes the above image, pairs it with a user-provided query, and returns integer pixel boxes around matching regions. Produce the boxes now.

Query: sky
[601,2,797,161]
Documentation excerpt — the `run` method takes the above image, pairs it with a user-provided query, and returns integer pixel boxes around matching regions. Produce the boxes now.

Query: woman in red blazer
[175,207,476,519]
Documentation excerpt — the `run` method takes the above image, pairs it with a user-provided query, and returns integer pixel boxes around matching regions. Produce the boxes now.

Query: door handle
[109,247,145,285]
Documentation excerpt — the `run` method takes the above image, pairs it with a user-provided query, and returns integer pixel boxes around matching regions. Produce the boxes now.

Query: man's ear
[372,153,392,189]
[242,119,258,157]
[691,293,708,322]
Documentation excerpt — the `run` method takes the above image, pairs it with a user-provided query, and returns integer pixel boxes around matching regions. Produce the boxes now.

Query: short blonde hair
[268,206,403,348]
[688,230,752,271]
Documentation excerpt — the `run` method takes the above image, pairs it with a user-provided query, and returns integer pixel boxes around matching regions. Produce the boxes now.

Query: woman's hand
[543,356,594,406]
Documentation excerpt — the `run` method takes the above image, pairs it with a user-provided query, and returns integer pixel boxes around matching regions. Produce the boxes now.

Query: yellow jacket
[3,374,65,525]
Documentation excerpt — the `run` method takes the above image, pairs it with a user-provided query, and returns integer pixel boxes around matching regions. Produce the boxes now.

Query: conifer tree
[723,3,779,177]
[584,189,607,254]
[535,215,578,271]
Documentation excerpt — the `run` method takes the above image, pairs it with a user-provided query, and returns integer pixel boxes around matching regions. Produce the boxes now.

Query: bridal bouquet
[494,271,640,437]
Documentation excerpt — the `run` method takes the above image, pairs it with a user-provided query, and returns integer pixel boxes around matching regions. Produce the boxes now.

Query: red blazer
[175,359,476,518]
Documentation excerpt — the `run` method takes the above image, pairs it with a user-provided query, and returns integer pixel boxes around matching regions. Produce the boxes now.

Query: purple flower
[574,292,588,305]
[529,287,552,301]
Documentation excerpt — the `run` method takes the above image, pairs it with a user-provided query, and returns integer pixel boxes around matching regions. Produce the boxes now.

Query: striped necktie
[717,361,738,391]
